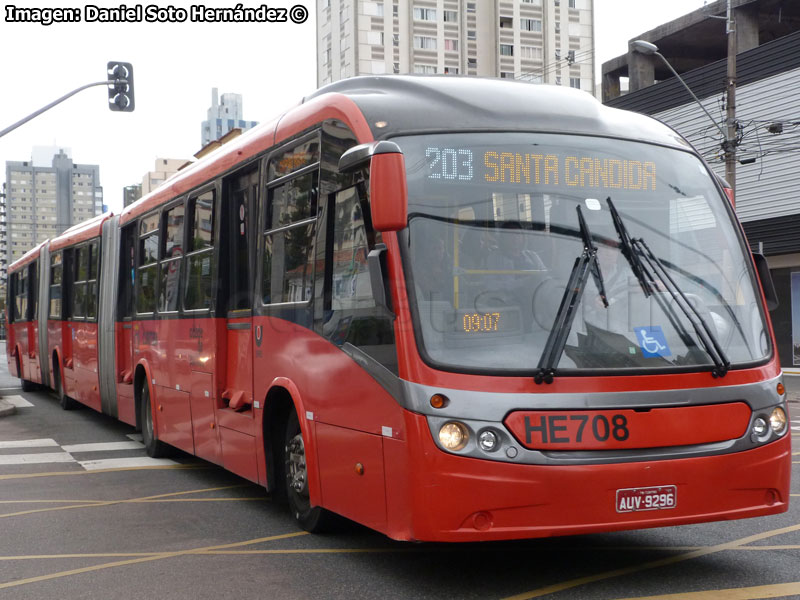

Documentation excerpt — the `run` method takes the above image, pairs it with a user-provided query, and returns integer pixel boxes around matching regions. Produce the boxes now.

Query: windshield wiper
[607,197,656,297]
[535,205,607,384]
[606,197,730,378]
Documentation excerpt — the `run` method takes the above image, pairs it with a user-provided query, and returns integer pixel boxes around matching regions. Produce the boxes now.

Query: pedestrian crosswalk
[2,395,33,408]
[0,434,178,471]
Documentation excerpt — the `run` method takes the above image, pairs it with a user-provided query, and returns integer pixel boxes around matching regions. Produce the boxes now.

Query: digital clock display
[454,309,522,336]
[463,312,501,333]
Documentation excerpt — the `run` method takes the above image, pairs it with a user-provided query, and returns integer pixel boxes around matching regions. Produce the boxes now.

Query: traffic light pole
[0,80,122,140]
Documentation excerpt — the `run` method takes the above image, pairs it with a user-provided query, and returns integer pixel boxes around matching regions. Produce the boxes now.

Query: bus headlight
[478,430,499,452]
[439,422,469,451]
[752,417,768,436]
[769,407,787,434]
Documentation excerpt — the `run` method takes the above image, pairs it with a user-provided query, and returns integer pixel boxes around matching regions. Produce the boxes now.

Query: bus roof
[119,76,690,226]
[48,212,113,252]
[306,75,691,149]
[9,240,48,272]
[119,90,373,226]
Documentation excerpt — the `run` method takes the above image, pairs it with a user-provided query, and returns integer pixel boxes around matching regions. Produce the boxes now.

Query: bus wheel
[284,410,332,533]
[55,365,77,410]
[141,385,171,458]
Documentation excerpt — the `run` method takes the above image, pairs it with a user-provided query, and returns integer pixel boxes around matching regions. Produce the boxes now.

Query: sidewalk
[0,398,13,417]
[0,340,20,416]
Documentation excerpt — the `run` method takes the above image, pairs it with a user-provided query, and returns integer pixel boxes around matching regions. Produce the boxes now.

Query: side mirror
[339,141,407,232]
[752,252,778,311]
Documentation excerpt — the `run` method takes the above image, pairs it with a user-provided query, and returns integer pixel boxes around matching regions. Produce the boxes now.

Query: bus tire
[284,410,333,533]
[17,356,35,392]
[55,365,78,410]
[141,384,171,458]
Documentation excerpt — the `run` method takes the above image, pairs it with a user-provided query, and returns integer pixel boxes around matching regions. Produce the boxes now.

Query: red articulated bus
[6,76,791,541]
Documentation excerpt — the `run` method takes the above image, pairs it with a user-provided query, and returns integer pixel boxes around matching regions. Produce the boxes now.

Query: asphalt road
[0,364,797,599]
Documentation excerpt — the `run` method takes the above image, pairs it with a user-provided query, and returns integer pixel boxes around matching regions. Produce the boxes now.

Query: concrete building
[601,0,800,369]
[200,88,259,147]
[4,148,103,263]
[123,184,142,208]
[141,158,187,196]
[601,0,799,102]
[0,184,7,293]
[317,0,595,91]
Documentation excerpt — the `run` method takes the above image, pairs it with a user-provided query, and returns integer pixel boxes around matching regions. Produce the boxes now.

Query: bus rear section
[6,243,47,391]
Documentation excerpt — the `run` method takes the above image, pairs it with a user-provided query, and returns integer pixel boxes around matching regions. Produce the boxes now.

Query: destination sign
[425,146,657,192]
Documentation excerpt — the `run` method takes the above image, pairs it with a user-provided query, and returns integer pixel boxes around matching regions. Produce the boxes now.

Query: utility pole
[725,0,737,201]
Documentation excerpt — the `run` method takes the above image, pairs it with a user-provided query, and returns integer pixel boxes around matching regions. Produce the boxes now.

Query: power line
[515,48,593,82]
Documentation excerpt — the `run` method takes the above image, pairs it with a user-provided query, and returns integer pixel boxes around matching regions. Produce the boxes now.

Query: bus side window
[86,241,99,320]
[159,202,184,313]
[262,171,318,305]
[29,261,38,322]
[13,271,26,322]
[118,224,136,319]
[49,252,63,319]
[224,170,258,313]
[323,185,396,371]
[184,191,215,311]
[73,247,86,319]
[136,213,159,314]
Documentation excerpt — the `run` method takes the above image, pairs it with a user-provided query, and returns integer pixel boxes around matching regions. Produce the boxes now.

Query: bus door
[115,223,137,425]
[25,261,41,383]
[61,249,75,390]
[217,168,258,481]
[183,190,220,463]
[37,245,51,388]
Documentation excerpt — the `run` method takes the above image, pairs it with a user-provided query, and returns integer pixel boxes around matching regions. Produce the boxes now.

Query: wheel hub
[286,434,307,494]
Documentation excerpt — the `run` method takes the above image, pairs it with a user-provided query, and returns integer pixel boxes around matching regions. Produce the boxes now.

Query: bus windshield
[397,132,770,375]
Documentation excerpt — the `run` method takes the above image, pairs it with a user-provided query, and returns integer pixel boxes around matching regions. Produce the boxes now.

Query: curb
[0,398,15,418]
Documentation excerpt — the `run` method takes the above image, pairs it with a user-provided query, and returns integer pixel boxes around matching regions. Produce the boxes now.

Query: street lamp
[631,40,736,200]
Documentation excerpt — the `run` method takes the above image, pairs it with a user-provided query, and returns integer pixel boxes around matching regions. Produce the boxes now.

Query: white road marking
[2,395,33,408]
[78,457,178,470]
[0,453,76,465]
[127,434,143,442]
[0,439,59,449]
[61,442,144,453]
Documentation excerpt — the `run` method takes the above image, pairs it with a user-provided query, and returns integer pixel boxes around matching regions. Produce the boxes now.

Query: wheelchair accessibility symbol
[635,326,672,358]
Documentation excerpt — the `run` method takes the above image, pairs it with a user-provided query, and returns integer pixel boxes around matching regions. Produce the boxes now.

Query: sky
[0,0,710,213]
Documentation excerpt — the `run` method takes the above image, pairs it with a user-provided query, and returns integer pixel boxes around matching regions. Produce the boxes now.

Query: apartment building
[4,148,103,263]
[317,0,594,90]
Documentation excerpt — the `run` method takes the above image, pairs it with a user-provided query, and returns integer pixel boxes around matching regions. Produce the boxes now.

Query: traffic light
[107,62,134,112]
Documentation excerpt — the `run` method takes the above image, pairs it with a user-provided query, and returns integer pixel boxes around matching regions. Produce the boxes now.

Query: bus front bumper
[383,412,792,542]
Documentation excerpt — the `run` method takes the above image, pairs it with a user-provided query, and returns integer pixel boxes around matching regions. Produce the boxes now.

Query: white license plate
[616,485,677,513]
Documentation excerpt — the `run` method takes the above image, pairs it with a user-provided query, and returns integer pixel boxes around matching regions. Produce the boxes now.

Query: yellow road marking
[0,553,161,560]
[616,581,800,599]
[0,485,247,519]
[732,545,800,551]
[0,497,265,505]
[2,543,800,564]
[0,464,208,480]
[0,531,308,590]
[502,522,800,600]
